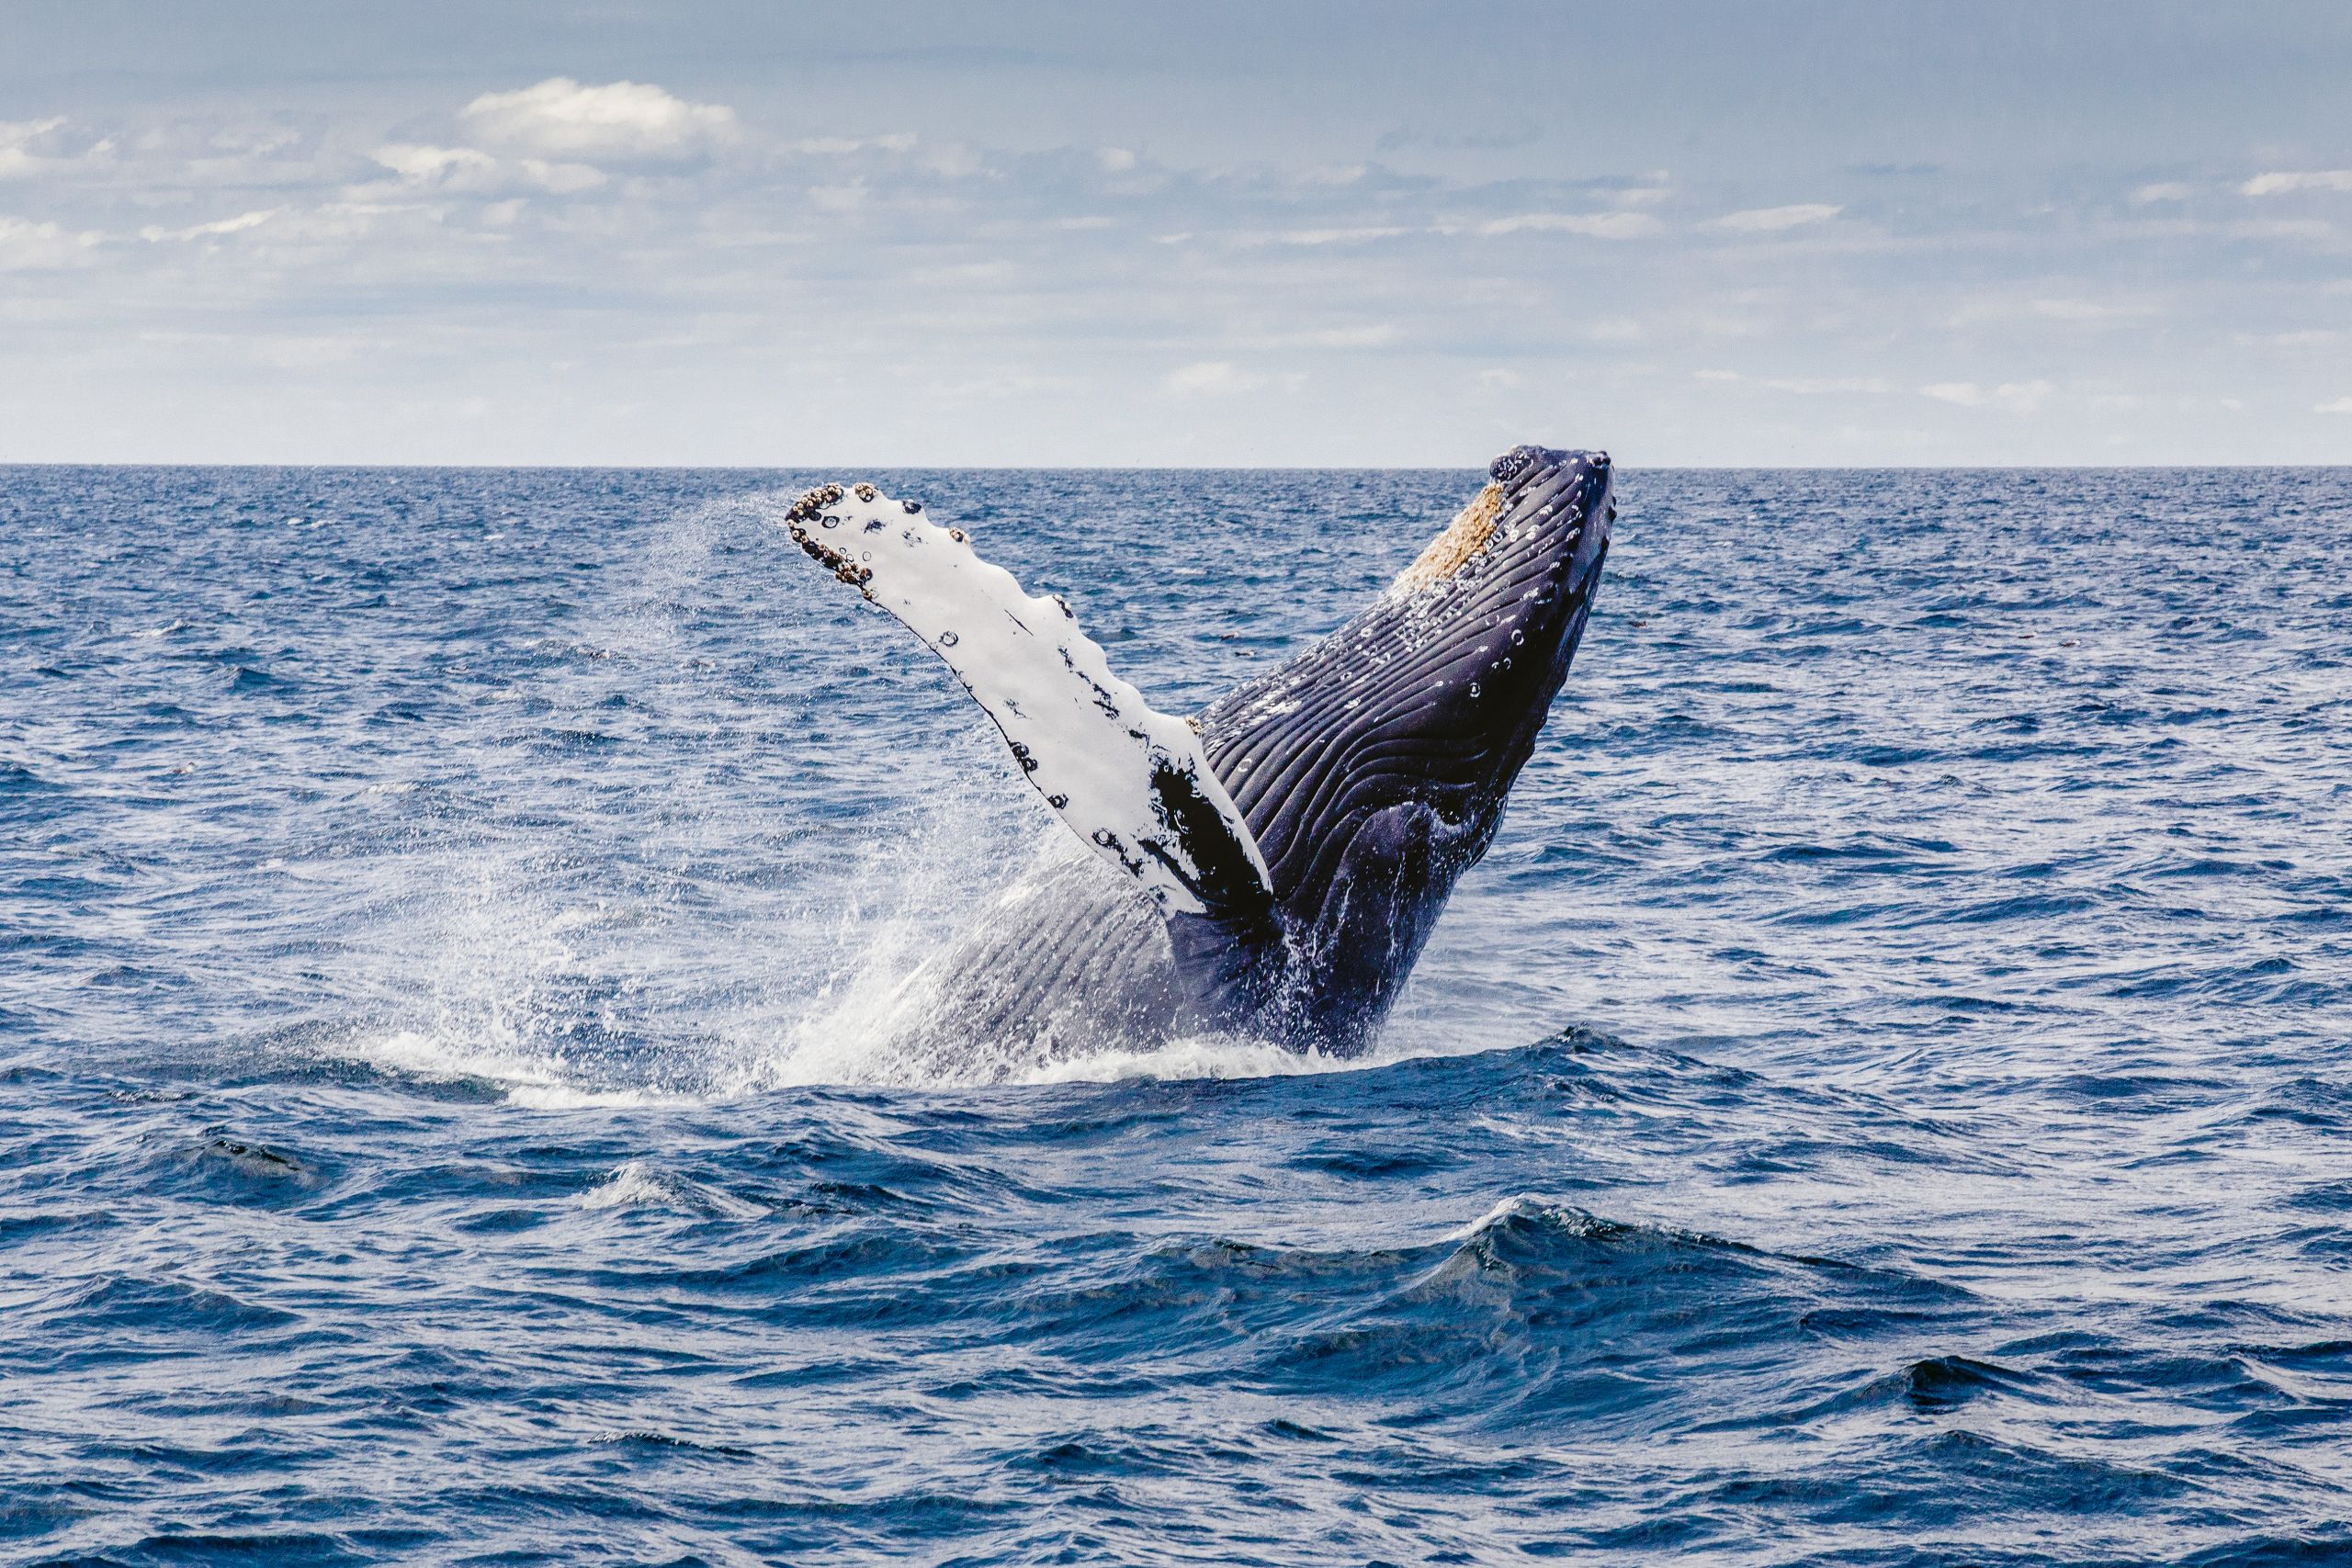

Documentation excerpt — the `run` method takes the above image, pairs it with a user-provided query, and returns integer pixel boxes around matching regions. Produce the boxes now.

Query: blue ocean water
[3,464,2348,1565]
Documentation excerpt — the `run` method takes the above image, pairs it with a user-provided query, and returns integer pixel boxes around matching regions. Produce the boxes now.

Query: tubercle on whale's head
[1393,481,1509,590]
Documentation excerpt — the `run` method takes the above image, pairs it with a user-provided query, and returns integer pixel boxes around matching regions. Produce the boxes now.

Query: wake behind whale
[786,446,1614,1073]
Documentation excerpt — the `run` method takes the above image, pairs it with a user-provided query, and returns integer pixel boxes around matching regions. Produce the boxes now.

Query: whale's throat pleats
[783,482,1272,925]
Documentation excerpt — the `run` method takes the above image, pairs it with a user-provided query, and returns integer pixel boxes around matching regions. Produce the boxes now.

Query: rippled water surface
[4,465,2348,1564]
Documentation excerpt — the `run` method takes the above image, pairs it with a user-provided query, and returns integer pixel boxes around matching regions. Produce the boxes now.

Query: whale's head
[1194,445,1613,1050]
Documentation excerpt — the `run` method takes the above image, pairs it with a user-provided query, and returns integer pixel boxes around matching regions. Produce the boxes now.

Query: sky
[4,0,2351,467]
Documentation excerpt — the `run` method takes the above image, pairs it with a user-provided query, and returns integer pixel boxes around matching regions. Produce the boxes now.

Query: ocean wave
[580,1158,766,1219]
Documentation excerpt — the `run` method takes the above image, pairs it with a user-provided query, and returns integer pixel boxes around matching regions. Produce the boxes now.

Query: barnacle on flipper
[786,482,848,530]
[786,513,875,593]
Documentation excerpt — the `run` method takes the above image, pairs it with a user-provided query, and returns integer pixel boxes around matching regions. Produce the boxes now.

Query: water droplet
[1469,682,1482,697]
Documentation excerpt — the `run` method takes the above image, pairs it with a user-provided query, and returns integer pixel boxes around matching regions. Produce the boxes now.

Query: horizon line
[5,460,2348,473]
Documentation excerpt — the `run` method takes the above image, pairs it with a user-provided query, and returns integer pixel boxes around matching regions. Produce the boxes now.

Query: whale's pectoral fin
[783,482,1274,922]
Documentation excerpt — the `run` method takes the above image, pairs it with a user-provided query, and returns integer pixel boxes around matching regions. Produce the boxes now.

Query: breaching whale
[785,445,1613,1066]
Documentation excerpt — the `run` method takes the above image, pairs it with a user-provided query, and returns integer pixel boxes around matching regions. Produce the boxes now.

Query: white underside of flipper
[784,482,1272,919]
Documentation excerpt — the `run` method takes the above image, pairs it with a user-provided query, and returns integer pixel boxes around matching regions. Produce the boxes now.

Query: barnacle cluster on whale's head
[1394,446,1611,603]
[1393,480,1508,591]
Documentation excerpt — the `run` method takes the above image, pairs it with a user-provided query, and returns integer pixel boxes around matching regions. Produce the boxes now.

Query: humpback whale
[786,444,1613,1066]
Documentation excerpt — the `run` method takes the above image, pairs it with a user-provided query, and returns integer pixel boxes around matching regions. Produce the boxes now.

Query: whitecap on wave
[580,1158,764,1218]
[333,1028,694,1110]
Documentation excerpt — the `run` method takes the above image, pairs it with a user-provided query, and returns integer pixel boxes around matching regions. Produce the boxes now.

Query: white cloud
[2132,182,2194,203]
[1300,324,1396,348]
[0,215,98,269]
[370,142,604,194]
[139,208,279,243]
[920,142,984,178]
[246,335,368,370]
[2031,297,2154,323]
[2223,218,2335,239]
[521,159,605,194]
[373,143,497,185]
[1165,361,1260,395]
[1707,203,1841,232]
[0,116,68,178]
[458,77,736,160]
[136,329,377,370]
[1766,376,1891,394]
[1271,225,1411,246]
[2317,396,2352,414]
[1163,361,1306,397]
[1921,379,2055,412]
[1097,147,1137,173]
[2242,170,2352,197]
[1227,324,1397,350]
[1476,211,1662,240]
[1696,367,1890,393]
[790,133,916,156]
